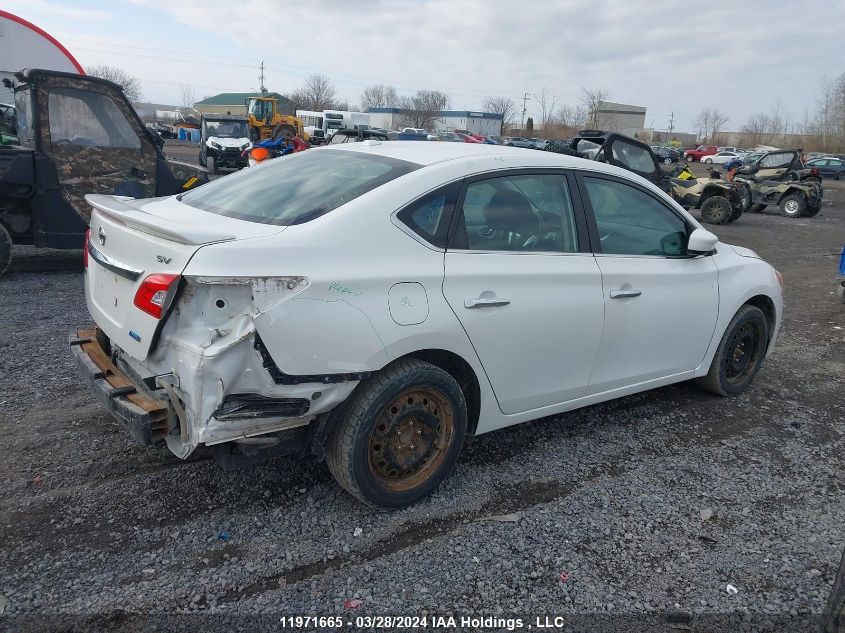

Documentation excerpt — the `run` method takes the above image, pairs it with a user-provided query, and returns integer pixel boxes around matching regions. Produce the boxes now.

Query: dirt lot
[0,162,844,632]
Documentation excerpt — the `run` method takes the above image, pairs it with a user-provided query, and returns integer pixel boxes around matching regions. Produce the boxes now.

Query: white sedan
[703,151,743,164]
[72,142,783,507]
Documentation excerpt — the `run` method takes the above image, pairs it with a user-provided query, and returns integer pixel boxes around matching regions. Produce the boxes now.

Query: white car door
[442,171,605,415]
[578,174,719,394]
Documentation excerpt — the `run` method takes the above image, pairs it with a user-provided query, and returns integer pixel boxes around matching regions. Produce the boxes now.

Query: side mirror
[688,227,718,255]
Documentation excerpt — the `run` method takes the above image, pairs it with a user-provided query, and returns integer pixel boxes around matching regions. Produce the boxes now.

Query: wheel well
[744,294,776,345]
[404,349,481,436]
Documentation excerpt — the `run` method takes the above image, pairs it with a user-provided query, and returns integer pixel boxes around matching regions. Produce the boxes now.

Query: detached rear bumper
[69,328,168,446]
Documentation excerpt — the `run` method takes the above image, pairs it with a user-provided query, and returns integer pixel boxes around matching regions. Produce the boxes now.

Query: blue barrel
[178,127,187,141]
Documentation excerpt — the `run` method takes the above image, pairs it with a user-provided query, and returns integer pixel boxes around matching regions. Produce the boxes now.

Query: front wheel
[704,158,713,164]
[207,155,217,175]
[802,204,821,218]
[779,193,805,218]
[326,358,467,508]
[0,222,12,276]
[663,157,673,164]
[699,195,733,225]
[695,304,769,396]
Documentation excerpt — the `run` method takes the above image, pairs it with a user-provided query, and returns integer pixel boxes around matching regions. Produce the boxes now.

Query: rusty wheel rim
[368,387,454,492]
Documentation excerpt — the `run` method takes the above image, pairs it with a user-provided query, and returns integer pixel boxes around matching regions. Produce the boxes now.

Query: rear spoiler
[85,194,236,245]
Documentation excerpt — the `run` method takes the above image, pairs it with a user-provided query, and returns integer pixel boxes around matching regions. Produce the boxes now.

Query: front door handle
[464,297,510,309]
[610,289,642,299]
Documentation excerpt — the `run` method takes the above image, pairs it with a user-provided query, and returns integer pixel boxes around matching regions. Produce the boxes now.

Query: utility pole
[259,60,267,95]
[668,111,675,134]
[520,92,531,133]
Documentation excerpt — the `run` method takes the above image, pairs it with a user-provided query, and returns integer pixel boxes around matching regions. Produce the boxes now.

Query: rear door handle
[610,289,642,299]
[464,297,510,308]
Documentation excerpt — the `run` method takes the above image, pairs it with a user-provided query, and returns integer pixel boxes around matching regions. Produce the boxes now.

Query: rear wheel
[704,158,713,164]
[663,157,673,164]
[779,194,805,218]
[802,204,821,217]
[695,304,769,396]
[326,358,467,508]
[0,223,11,276]
[699,195,733,225]
[738,186,752,211]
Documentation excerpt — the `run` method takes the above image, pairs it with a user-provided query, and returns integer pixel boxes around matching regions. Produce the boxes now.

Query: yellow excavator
[245,96,309,142]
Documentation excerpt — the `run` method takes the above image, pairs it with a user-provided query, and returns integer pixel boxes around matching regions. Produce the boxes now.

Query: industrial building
[595,101,647,136]
[193,92,295,117]
[368,107,503,135]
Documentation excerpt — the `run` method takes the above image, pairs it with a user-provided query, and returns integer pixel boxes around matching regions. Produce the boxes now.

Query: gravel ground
[0,176,843,632]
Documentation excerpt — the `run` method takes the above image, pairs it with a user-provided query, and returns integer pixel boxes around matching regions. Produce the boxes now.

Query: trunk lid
[84,194,284,361]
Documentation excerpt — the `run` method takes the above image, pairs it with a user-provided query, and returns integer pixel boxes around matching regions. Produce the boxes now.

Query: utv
[0,69,208,276]
[546,131,744,225]
[198,114,250,174]
[730,149,823,218]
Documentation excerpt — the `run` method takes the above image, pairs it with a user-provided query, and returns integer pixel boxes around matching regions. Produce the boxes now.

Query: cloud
[3,0,111,21]
[9,0,842,131]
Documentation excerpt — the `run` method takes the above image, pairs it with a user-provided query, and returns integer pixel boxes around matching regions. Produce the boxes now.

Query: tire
[0,222,11,277]
[738,185,752,211]
[837,172,844,181]
[326,358,467,508]
[729,203,743,223]
[779,193,805,218]
[802,204,821,218]
[749,203,766,213]
[207,155,217,175]
[704,158,713,164]
[663,157,673,164]
[198,149,205,167]
[695,304,769,396]
[699,195,733,225]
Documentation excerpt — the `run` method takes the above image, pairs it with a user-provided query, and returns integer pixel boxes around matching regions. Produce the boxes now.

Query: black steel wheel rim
[725,322,760,383]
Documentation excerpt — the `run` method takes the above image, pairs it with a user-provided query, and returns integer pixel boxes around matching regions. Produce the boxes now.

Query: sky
[4,0,844,133]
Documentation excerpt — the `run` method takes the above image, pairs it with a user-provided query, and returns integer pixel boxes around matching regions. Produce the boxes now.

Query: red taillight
[83,228,90,270]
[134,273,180,319]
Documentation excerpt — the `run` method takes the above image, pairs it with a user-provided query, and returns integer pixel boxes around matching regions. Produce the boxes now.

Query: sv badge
[156,255,172,264]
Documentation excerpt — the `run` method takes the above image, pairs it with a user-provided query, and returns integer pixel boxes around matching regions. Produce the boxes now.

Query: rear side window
[396,182,461,249]
[180,149,419,225]
[452,173,579,253]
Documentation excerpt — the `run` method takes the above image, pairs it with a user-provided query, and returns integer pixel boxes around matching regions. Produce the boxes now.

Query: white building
[367,108,503,135]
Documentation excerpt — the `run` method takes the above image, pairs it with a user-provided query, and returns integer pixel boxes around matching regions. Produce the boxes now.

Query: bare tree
[535,88,557,132]
[694,108,730,142]
[555,103,587,129]
[399,90,449,130]
[179,84,195,109]
[290,73,338,111]
[361,84,400,110]
[580,87,611,128]
[87,65,142,101]
[483,96,516,134]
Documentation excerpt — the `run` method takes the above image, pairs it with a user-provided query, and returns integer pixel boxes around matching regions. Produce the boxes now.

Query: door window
[48,88,140,148]
[584,177,687,256]
[454,174,578,253]
[609,139,656,173]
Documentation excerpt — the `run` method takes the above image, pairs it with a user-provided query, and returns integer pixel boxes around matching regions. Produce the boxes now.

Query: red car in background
[683,145,718,162]
[454,131,482,143]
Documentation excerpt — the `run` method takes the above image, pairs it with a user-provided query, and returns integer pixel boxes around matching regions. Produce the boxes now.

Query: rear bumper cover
[69,328,168,445]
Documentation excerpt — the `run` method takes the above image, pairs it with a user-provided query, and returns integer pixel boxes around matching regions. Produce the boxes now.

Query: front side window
[453,174,578,253]
[180,149,419,225]
[609,139,656,173]
[584,177,687,256]
[47,88,140,149]
[13,90,34,146]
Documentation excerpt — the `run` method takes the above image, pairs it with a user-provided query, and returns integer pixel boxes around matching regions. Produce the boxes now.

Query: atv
[729,149,823,218]
[546,131,744,225]
[0,69,209,276]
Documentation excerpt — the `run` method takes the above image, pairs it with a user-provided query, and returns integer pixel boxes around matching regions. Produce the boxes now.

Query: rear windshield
[180,149,419,225]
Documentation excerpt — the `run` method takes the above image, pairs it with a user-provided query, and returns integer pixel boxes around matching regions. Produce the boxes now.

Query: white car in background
[72,142,783,507]
[703,151,743,165]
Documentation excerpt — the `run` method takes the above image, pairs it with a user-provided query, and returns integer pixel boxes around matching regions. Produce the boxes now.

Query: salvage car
[71,142,783,508]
